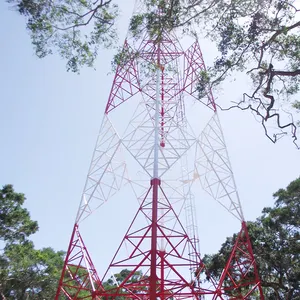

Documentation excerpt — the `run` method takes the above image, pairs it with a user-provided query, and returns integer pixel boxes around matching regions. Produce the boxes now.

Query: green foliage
[5,0,300,143]
[130,0,181,41]
[102,269,144,299]
[61,265,103,298]
[6,0,300,87]
[0,184,38,243]
[129,0,300,145]
[293,100,300,110]
[133,0,300,99]
[197,70,211,98]
[112,45,138,70]
[204,177,300,299]
[6,0,119,72]
[0,184,64,299]
[206,0,300,90]
[0,242,64,299]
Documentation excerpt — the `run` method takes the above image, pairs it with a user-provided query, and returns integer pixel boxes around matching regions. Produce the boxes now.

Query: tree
[0,242,64,299]
[0,185,64,299]
[5,0,300,144]
[130,0,300,146]
[204,177,300,299]
[6,0,118,72]
[200,0,300,147]
[0,184,38,243]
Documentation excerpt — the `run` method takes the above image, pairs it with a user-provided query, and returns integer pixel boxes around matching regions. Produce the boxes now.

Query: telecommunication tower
[56,1,264,299]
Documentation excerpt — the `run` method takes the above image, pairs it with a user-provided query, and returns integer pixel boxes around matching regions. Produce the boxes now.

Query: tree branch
[176,0,219,28]
[52,1,113,31]
[216,93,299,148]
[257,21,300,67]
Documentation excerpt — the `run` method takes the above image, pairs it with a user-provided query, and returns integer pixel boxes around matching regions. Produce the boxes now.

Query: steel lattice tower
[56,2,264,299]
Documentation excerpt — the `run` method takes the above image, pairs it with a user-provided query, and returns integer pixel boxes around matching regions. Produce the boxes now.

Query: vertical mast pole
[153,43,161,180]
[150,41,162,300]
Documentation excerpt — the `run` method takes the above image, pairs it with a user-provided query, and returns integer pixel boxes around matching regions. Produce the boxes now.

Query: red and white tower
[56,2,264,299]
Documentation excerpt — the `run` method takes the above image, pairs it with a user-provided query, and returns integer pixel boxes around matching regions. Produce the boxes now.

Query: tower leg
[55,224,102,300]
[214,221,264,299]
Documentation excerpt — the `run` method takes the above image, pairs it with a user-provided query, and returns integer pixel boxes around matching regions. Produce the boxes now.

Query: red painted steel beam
[150,178,160,300]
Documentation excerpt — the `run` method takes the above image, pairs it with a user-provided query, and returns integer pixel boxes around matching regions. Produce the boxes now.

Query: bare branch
[216,93,299,148]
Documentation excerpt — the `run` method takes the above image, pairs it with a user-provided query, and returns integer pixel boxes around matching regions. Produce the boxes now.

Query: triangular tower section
[213,222,264,299]
[56,225,103,300]
[122,98,195,177]
[183,41,216,110]
[97,179,217,299]
[138,31,184,65]
[77,115,127,222]
[195,112,244,221]
[105,40,141,114]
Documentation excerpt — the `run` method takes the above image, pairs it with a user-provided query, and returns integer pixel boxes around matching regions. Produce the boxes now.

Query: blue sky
[0,0,299,275]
